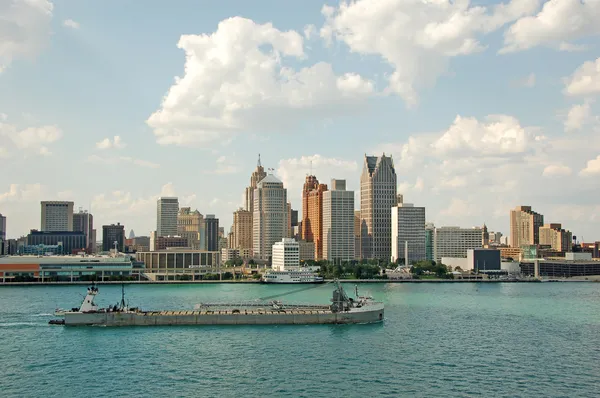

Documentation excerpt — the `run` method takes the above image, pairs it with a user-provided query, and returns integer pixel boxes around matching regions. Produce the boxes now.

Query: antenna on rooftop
[257,153,262,168]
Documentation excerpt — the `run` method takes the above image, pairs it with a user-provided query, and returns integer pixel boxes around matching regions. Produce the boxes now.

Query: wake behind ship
[49,282,384,326]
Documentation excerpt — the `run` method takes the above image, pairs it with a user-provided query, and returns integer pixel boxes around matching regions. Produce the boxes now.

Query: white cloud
[213,155,241,175]
[543,164,573,177]
[580,155,600,176]
[0,118,62,155]
[441,198,481,218]
[87,154,159,169]
[564,57,600,97]
[564,101,594,132]
[63,19,80,29]
[0,183,43,203]
[96,135,126,150]
[0,0,53,73]
[501,0,600,53]
[146,17,374,147]
[321,0,540,106]
[303,24,317,40]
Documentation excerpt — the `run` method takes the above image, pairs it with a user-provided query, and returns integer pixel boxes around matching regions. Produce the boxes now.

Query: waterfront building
[391,203,426,264]
[272,238,300,271]
[136,250,221,281]
[41,201,74,232]
[0,213,6,241]
[205,215,219,252]
[253,174,288,261]
[298,240,315,262]
[232,208,253,251]
[245,154,267,212]
[177,207,205,250]
[360,154,397,260]
[510,206,544,247]
[102,223,125,252]
[539,223,572,252]
[434,226,483,263]
[150,232,189,251]
[323,179,355,262]
[301,175,328,260]
[27,230,86,254]
[157,197,179,237]
[442,249,501,272]
[425,223,435,262]
[73,209,95,253]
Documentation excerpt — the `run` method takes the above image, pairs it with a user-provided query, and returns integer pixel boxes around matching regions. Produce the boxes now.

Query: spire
[257,154,262,168]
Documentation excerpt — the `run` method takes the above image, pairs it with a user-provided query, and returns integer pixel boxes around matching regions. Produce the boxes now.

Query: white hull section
[262,270,324,284]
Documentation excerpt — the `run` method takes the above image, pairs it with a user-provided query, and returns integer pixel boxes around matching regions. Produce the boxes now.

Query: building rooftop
[257,174,283,186]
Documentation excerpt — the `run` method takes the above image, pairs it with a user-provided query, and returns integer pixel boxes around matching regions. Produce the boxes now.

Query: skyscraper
[41,201,74,232]
[73,209,95,253]
[425,223,435,262]
[157,197,179,236]
[434,226,483,263]
[232,208,253,250]
[539,223,572,252]
[205,214,219,251]
[177,207,204,250]
[510,206,544,247]
[360,154,397,260]
[391,203,426,264]
[301,175,328,260]
[253,174,288,261]
[245,154,267,212]
[102,223,125,252]
[0,213,6,241]
[323,179,355,262]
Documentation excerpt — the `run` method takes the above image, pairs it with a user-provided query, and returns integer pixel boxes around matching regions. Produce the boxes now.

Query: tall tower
[360,154,397,260]
[510,206,544,247]
[73,209,95,253]
[391,203,426,264]
[232,208,253,250]
[177,207,204,250]
[41,201,74,232]
[205,215,219,251]
[323,179,354,262]
[253,173,288,261]
[157,197,179,236]
[301,175,328,260]
[245,154,267,212]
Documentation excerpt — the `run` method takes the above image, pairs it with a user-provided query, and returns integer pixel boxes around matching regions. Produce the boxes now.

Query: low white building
[272,238,299,271]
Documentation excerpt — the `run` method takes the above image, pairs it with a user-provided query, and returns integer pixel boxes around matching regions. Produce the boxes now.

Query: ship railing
[194,302,330,310]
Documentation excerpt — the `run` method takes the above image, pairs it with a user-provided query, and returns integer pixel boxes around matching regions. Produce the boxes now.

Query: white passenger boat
[261,269,324,284]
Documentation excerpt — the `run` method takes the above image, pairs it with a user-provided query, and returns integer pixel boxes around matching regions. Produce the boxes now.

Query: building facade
[391,203,426,264]
[41,201,74,232]
[425,223,435,262]
[102,223,125,252]
[354,210,361,260]
[203,215,219,252]
[177,207,205,250]
[360,154,397,260]
[73,210,95,253]
[253,174,288,261]
[434,226,483,263]
[232,208,253,251]
[150,232,189,251]
[298,240,315,262]
[301,175,328,260]
[539,223,572,252]
[27,230,86,254]
[245,154,267,212]
[323,179,355,262]
[0,213,6,241]
[272,238,300,271]
[157,197,179,237]
[510,206,544,247]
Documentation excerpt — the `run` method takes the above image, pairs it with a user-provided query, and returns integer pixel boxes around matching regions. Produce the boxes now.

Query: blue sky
[1,0,600,242]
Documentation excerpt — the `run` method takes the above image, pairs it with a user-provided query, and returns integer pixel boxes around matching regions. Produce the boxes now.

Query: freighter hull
[63,305,384,326]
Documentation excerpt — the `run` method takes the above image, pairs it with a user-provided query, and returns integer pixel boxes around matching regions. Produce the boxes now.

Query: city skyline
[1,0,600,241]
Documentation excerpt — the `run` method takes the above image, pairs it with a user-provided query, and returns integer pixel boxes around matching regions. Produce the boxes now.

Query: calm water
[1,282,599,397]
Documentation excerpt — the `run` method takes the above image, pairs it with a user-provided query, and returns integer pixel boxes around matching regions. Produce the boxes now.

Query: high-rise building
[27,230,86,254]
[360,154,397,260]
[482,224,489,246]
[73,209,95,253]
[272,238,300,271]
[434,226,483,263]
[102,223,125,252]
[354,210,361,260]
[425,223,435,262]
[129,229,135,239]
[0,213,6,241]
[510,206,544,247]
[232,208,253,251]
[287,202,293,238]
[245,154,267,212]
[177,207,204,250]
[539,223,572,252]
[205,215,219,252]
[253,174,288,261]
[391,203,426,264]
[157,197,179,236]
[291,210,299,228]
[489,231,503,245]
[41,201,74,232]
[323,179,354,262]
[301,175,328,260]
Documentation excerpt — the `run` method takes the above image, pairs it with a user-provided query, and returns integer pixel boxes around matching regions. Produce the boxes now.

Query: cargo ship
[49,282,384,326]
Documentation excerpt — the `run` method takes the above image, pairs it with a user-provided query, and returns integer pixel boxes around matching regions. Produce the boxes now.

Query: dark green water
[1,283,599,397]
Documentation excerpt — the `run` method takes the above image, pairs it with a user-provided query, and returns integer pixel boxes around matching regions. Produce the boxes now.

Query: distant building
[298,240,315,262]
[354,210,361,260]
[73,210,95,253]
[360,154,397,260]
[177,207,204,250]
[272,238,300,271]
[232,208,253,251]
[102,223,125,252]
[391,203,426,264]
[0,213,6,241]
[253,174,288,261]
[425,223,435,262]
[157,197,179,237]
[301,175,328,260]
[539,223,572,252]
[27,230,86,254]
[205,215,219,252]
[434,226,483,263]
[323,179,354,262]
[150,232,189,251]
[41,201,74,232]
[129,229,135,239]
[245,154,267,212]
[136,250,221,280]
[510,206,543,247]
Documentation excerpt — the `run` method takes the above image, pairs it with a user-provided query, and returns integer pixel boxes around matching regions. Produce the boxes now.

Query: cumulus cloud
[63,19,80,29]
[213,155,241,175]
[87,154,159,169]
[0,117,62,155]
[564,101,595,132]
[580,155,600,176]
[146,17,374,147]
[501,0,600,53]
[321,0,540,106]
[543,164,573,177]
[96,135,126,150]
[564,57,600,97]
[0,0,53,73]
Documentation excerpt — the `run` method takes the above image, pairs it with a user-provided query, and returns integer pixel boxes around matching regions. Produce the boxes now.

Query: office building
[0,213,6,241]
[253,174,288,261]
[73,209,95,253]
[434,226,483,263]
[510,206,544,247]
[245,154,267,212]
[205,215,219,252]
[323,179,355,262]
[391,203,426,264]
[298,240,315,262]
[41,201,74,232]
[27,230,86,254]
[425,223,435,262]
[539,224,572,252]
[136,250,221,281]
[360,154,397,260]
[232,208,253,251]
[272,238,300,271]
[157,197,179,237]
[354,210,361,260]
[150,232,189,251]
[301,175,328,260]
[102,223,125,252]
[177,207,204,250]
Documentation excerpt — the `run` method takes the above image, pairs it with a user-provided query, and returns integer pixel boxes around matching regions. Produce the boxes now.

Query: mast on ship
[119,283,126,310]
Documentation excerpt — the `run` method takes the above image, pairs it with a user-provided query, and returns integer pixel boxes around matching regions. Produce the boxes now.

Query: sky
[1,0,600,242]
